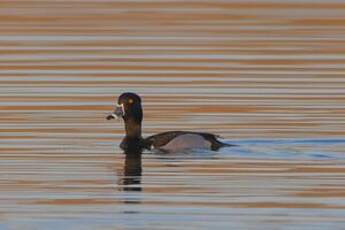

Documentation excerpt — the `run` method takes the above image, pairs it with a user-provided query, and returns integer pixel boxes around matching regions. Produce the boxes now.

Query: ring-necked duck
[106,92,233,152]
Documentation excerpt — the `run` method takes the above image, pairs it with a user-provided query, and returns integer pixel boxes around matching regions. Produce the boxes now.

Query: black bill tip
[106,114,116,120]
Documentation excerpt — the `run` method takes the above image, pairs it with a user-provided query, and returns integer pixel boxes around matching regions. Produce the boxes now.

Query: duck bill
[106,103,125,120]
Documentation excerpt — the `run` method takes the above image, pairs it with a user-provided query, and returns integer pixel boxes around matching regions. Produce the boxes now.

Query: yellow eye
[128,98,134,104]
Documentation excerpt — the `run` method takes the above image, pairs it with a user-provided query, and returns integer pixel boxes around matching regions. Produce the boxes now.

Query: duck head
[107,92,143,138]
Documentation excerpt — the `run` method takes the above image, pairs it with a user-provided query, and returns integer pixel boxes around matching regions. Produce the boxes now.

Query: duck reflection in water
[118,144,143,192]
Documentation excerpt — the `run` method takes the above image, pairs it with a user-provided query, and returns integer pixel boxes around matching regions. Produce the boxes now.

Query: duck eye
[128,98,134,104]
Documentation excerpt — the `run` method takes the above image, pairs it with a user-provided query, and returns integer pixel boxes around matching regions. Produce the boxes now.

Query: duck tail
[214,139,237,150]
[203,133,237,150]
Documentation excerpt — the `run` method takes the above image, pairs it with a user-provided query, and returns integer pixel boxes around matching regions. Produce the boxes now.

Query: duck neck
[124,118,142,139]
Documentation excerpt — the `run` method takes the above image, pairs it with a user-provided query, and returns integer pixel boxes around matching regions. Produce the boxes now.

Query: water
[1,0,345,229]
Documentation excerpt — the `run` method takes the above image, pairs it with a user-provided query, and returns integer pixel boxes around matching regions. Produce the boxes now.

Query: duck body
[107,92,234,153]
[144,131,231,152]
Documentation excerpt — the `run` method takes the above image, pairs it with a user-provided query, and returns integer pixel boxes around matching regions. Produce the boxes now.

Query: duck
[106,92,233,152]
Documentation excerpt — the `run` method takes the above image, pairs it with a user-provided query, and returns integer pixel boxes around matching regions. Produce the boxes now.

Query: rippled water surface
[1,0,345,229]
